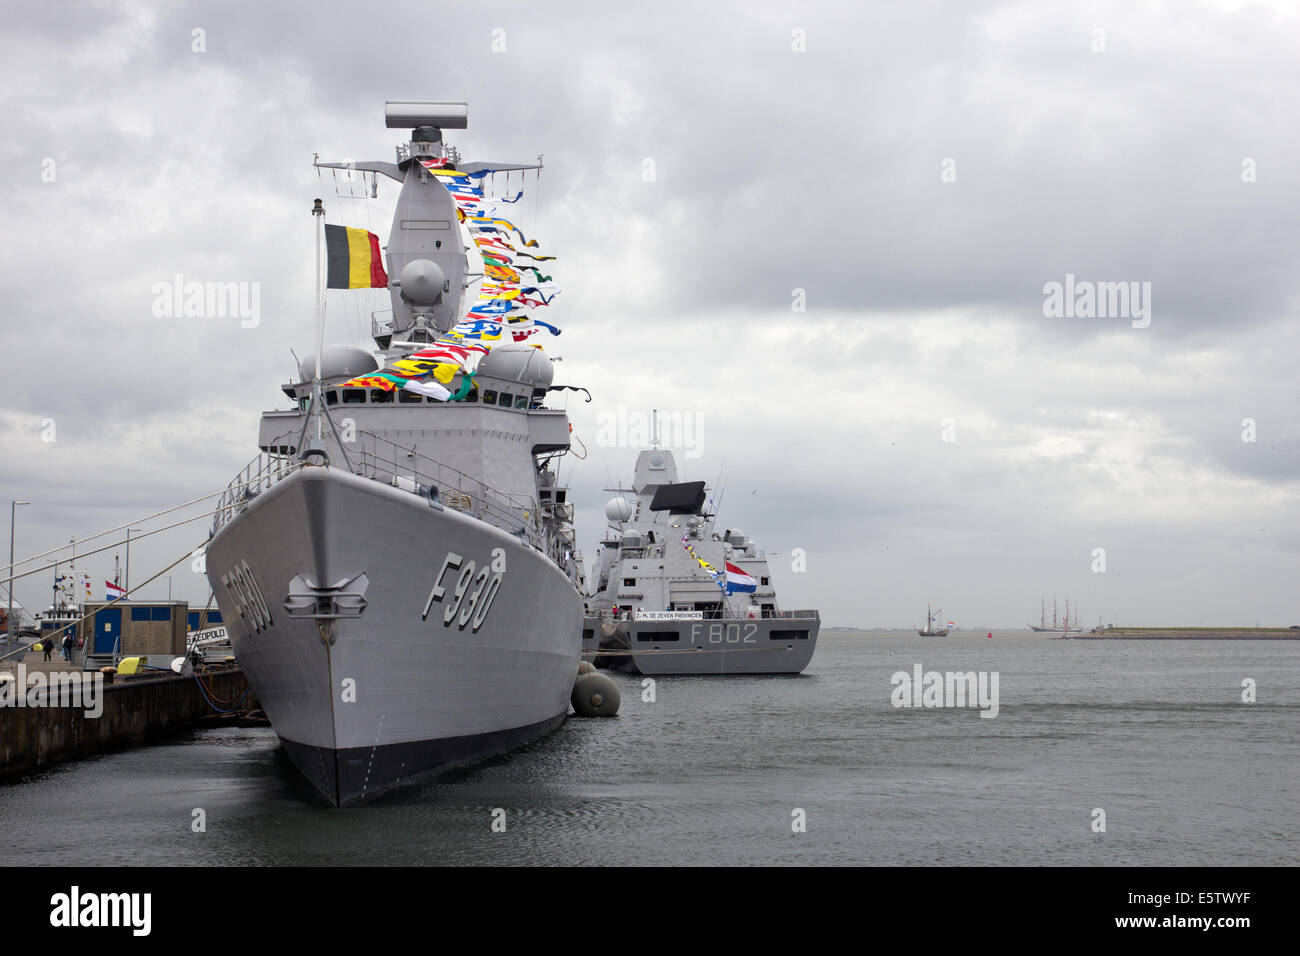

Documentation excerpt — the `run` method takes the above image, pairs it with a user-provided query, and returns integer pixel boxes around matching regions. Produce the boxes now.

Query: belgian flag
[325,224,389,289]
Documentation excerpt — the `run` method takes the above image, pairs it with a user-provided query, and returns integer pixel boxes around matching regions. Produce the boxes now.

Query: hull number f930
[421,551,504,632]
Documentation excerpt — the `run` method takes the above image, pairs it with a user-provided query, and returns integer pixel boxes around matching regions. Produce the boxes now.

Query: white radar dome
[400,259,446,305]
[477,344,555,388]
[604,496,634,523]
[298,345,380,384]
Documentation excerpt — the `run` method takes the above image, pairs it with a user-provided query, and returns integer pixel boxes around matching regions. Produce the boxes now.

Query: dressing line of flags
[323,161,562,401]
[55,571,93,601]
[50,571,132,602]
[51,572,133,603]
[680,536,759,596]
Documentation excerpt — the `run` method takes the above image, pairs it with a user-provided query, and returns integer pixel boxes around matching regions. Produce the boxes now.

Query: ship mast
[312,197,325,447]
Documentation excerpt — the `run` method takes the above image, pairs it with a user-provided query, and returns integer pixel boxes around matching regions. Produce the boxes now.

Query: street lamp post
[7,500,30,641]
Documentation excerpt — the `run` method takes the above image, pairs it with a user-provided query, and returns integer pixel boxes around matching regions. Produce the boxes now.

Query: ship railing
[212,435,569,563]
[212,452,302,535]
[355,431,546,550]
[395,142,461,165]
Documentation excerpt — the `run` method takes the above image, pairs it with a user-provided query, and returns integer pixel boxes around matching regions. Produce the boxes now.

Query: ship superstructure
[582,442,818,675]
[204,102,584,805]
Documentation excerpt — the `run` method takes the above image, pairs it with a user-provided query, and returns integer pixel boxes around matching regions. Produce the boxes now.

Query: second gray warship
[204,101,584,805]
[582,442,819,675]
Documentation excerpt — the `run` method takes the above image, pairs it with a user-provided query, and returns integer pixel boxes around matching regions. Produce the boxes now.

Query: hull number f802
[422,551,504,632]
[691,622,758,644]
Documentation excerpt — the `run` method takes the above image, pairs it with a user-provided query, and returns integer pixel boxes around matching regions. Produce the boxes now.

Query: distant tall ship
[917,604,950,637]
[1028,596,1081,634]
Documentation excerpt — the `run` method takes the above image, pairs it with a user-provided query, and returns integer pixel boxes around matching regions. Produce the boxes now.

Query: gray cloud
[1,0,1296,627]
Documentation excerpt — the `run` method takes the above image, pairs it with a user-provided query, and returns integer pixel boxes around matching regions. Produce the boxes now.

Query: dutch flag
[725,562,757,594]
[106,580,126,601]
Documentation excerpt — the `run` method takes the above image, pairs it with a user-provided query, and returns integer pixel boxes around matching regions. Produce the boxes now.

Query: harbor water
[3,630,1297,866]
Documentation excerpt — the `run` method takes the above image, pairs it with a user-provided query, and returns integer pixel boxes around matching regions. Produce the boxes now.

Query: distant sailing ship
[917,604,951,637]
[1028,596,1081,634]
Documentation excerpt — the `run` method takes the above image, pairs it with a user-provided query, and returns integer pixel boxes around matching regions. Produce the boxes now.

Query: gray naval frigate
[582,443,819,675]
[204,102,584,806]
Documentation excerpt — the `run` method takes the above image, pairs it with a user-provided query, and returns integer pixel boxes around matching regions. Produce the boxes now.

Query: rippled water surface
[4,631,1297,865]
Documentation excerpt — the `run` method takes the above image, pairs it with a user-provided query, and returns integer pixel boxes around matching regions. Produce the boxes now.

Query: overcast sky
[1,0,1296,628]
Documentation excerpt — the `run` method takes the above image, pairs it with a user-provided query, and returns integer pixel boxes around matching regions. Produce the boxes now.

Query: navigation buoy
[571,671,620,717]
[986,632,993,639]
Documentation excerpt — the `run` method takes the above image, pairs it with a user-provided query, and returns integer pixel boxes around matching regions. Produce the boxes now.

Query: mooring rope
[192,673,253,714]
[4,464,302,575]
[9,541,209,644]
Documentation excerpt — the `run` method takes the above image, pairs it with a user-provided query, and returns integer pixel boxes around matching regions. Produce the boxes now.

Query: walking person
[42,637,53,662]
[61,632,72,662]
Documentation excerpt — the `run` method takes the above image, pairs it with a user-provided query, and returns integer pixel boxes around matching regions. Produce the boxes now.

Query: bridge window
[497,392,513,407]
[482,389,497,405]
[342,388,367,404]
[371,389,394,404]
[513,394,528,409]
[325,390,338,405]
[398,390,423,404]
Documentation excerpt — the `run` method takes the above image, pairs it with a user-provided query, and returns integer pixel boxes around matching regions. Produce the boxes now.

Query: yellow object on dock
[116,656,145,676]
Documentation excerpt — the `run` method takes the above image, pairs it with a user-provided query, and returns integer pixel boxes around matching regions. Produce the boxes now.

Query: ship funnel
[399,259,446,305]
[385,101,468,130]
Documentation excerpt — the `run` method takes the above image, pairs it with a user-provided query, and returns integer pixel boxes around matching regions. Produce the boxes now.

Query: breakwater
[1070,627,1299,640]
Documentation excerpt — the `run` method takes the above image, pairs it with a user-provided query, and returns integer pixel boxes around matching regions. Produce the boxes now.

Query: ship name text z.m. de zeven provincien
[582,429,819,675]
[204,101,586,806]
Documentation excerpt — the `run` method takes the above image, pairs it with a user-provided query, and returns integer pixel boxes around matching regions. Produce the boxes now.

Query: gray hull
[582,614,819,675]
[207,467,581,805]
